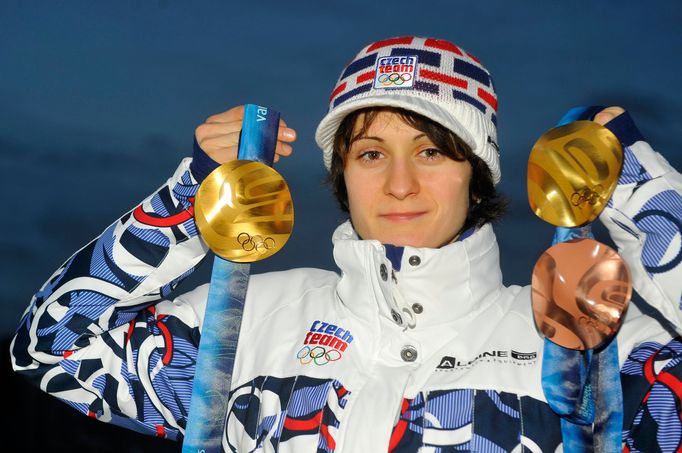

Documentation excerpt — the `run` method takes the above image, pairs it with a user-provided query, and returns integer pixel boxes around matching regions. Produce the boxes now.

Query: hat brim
[315,92,478,170]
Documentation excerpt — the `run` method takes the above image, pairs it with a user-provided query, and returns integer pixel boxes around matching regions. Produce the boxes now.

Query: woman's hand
[195,105,297,163]
[594,106,625,126]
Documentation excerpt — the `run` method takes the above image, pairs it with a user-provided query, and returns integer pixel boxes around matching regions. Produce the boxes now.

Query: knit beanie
[315,36,501,184]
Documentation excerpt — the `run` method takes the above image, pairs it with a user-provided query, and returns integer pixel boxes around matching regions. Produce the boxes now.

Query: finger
[278,126,297,143]
[199,139,240,162]
[278,117,297,143]
[202,121,294,142]
[204,105,246,124]
[275,141,293,157]
[195,121,243,143]
[208,145,240,164]
[594,106,625,126]
[196,132,241,152]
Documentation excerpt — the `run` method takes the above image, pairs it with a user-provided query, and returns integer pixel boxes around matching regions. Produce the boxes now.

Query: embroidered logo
[296,320,354,366]
[437,356,456,369]
[373,54,418,89]
[436,349,538,371]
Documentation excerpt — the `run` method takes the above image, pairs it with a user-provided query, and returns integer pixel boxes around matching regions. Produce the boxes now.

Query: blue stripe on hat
[391,48,441,67]
[414,81,439,95]
[454,59,490,86]
[341,53,377,80]
[333,83,372,108]
[452,89,486,113]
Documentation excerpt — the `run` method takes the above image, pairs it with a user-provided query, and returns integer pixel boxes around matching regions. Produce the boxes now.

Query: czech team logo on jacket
[374,54,418,89]
[296,320,354,366]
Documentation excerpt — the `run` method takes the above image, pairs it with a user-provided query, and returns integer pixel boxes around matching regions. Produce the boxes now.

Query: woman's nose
[383,159,419,199]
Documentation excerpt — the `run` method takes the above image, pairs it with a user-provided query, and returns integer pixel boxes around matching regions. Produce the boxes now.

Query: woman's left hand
[594,106,625,126]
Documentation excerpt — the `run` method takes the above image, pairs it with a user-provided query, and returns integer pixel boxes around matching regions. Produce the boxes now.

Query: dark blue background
[2,2,681,335]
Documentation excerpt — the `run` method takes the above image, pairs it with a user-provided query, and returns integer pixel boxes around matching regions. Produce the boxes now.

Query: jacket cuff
[603,111,646,148]
[189,137,220,183]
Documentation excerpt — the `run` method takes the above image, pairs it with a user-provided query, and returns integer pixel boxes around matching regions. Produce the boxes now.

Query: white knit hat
[315,36,501,184]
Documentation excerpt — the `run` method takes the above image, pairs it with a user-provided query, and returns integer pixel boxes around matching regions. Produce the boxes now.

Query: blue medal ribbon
[183,104,281,453]
[540,107,623,453]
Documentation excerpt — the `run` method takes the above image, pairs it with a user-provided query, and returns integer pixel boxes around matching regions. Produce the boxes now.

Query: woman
[11,36,682,451]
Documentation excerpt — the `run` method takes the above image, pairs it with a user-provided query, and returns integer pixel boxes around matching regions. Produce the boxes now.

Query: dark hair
[327,107,507,234]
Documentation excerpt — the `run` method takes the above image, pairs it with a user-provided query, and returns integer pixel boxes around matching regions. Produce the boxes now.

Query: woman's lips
[379,211,426,221]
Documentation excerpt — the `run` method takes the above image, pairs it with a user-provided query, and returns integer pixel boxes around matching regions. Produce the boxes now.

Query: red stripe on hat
[356,70,375,84]
[420,68,467,89]
[367,36,414,52]
[87,410,97,418]
[329,82,347,102]
[155,424,166,438]
[424,38,463,55]
[63,350,74,358]
[478,87,498,111]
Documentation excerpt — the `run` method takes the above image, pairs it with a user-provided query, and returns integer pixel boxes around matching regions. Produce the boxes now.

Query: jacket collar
[332,220,504,331]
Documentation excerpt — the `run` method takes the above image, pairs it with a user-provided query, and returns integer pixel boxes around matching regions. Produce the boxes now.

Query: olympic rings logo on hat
[296,345,343,366]
[377,73,412,87]
[238,232,275,253]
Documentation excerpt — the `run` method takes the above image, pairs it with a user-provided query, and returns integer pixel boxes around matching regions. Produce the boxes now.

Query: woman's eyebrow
[353,135,384,142]
[353,133,427,143]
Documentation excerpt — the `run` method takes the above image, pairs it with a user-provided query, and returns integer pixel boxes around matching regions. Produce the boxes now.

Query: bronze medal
[531,238,632,350]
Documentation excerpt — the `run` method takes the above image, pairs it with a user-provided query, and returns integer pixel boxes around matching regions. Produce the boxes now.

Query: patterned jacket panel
[11,158,209,440]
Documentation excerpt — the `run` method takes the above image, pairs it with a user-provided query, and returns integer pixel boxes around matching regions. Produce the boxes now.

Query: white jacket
[223,220,549,451]
[11,112,682,452]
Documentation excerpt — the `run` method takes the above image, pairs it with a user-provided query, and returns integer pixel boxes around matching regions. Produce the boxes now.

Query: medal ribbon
[537,107,626,452]
[183,105,282,453]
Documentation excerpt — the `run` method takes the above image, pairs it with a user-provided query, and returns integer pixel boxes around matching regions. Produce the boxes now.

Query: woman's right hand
[195,105,297,164]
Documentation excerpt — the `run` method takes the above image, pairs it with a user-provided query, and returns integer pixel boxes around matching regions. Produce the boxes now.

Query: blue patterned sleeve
[599,112,682,331]
[10,158,210,441]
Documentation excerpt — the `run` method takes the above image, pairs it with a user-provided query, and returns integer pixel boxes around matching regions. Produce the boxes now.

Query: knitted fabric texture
[315,36,501,183]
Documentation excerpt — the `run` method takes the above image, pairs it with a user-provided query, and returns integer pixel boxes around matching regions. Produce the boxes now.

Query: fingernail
[281,128,296,140]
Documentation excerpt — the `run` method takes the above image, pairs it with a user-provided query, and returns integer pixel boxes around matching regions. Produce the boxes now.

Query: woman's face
[343,110,472,248]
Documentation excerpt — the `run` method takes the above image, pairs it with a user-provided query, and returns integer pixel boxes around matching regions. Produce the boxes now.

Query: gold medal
[528,121,623,227]
[531,238,631,350]
[194,160,294,262]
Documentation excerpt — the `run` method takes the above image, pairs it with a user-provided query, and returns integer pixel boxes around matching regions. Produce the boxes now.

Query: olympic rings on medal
[237,232,276,254]
[570,185,603,207]
[377,72,412,86]
[296,345,343,366]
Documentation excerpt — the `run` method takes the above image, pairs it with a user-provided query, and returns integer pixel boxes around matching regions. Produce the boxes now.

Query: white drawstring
[391,284,416,330]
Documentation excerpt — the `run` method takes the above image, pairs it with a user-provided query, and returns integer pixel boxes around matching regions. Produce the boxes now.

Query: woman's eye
[420,148,443,160]
[359,150,382,161]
